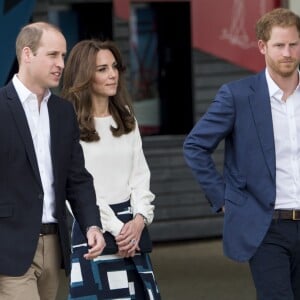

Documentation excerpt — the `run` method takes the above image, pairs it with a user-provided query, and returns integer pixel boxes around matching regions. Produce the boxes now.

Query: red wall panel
[191,0,280,72]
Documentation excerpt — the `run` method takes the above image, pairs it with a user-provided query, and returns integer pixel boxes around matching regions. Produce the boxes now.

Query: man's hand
[84,227,106,260]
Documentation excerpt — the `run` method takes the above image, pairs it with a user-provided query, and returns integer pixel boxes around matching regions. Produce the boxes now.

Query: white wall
[289,0,300,15]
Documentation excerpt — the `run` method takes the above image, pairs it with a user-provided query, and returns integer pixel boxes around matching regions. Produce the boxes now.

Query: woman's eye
[97,68,106,72]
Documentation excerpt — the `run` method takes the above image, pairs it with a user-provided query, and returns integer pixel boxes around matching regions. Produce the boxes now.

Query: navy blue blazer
[0,81,101,276]
[184,71,276,262]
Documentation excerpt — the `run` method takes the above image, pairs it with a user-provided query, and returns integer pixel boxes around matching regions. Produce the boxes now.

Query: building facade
[1,0,287,241]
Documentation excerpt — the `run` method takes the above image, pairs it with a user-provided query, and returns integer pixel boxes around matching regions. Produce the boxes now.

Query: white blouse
[81,116,155,236]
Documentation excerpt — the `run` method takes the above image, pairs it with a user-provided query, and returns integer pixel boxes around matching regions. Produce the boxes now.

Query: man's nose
[282,45,292,57]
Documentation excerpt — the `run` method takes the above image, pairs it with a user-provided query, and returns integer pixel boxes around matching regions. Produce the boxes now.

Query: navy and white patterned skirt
[68,201,161,300]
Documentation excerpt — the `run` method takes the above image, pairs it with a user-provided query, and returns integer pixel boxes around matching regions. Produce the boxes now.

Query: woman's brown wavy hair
[61,39,135,142]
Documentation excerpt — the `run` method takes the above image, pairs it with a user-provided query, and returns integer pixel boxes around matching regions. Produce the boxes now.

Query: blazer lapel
[249,72,276,181]
[5,82,42,186]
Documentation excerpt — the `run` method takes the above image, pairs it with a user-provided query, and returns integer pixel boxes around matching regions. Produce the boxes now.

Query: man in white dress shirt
[0,22,105,300]
[184,8,300,299]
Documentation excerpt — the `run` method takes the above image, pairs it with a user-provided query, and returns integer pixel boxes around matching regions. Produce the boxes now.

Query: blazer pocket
[224,185,247,206]
[0,204,13,217]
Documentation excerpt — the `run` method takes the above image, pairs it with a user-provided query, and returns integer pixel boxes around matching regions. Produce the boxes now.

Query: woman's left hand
[116,214,145,257]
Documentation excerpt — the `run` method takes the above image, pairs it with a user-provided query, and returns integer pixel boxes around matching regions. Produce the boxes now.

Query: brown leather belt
[40,223,58,235]
[273,210,300,220]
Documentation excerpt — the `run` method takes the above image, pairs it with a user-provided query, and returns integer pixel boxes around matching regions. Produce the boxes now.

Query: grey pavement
[152,239,255,300]
[57,238,256,299]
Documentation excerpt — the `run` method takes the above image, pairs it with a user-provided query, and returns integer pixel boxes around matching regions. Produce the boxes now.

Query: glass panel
[129,4,160,135]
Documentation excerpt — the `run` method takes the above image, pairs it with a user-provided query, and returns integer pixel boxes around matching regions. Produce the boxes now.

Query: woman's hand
[115,214,145,257]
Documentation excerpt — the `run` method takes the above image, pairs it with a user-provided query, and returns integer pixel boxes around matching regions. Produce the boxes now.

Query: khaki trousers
[0,234,62,300]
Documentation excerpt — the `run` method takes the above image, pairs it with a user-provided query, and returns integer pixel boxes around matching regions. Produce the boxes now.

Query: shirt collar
[265,69,282,100]
[265,68,300,101]
[12,74,51,104]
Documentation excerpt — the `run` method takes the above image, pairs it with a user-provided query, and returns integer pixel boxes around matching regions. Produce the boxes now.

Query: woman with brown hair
[62,39,160,299]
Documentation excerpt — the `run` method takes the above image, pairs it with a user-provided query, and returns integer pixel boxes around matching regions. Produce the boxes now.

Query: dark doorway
[152,2,193,134]
[72,3,113,41]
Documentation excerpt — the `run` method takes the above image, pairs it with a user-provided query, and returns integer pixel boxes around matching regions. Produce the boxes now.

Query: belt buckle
[292,210,300,220]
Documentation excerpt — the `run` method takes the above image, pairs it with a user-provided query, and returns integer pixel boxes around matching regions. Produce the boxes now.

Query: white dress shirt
[266,69,300,209]
[12,74,56,223]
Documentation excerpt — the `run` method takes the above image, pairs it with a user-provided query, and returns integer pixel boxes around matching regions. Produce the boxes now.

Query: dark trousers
[249,219,300,300]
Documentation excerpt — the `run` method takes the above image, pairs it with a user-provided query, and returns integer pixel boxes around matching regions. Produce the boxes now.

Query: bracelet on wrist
[136,213,148,225]
[86,225,103,234]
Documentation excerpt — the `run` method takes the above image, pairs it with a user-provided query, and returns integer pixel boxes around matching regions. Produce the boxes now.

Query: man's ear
[22,47,33,63]
[257,40,266,55]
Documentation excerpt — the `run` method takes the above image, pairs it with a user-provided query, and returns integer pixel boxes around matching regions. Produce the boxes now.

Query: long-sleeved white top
[81,116,155,236]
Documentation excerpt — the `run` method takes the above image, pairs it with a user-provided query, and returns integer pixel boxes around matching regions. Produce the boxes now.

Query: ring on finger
[130,239,136,245]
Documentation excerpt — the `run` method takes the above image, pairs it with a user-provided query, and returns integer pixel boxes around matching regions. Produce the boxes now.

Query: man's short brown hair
[15,22,61,63]
[255,8,300,42]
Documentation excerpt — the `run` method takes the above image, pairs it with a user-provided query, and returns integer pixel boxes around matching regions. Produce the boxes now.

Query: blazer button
[38,194,44,200]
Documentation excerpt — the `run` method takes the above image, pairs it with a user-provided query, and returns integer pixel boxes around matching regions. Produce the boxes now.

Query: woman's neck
[92,97,110,117]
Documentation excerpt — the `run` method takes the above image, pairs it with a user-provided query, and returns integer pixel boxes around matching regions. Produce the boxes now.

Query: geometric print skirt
[68,206,161,299]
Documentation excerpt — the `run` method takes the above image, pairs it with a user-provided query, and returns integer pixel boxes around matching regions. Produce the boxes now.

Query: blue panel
[0,0,36,85]
[48,10,79,53]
